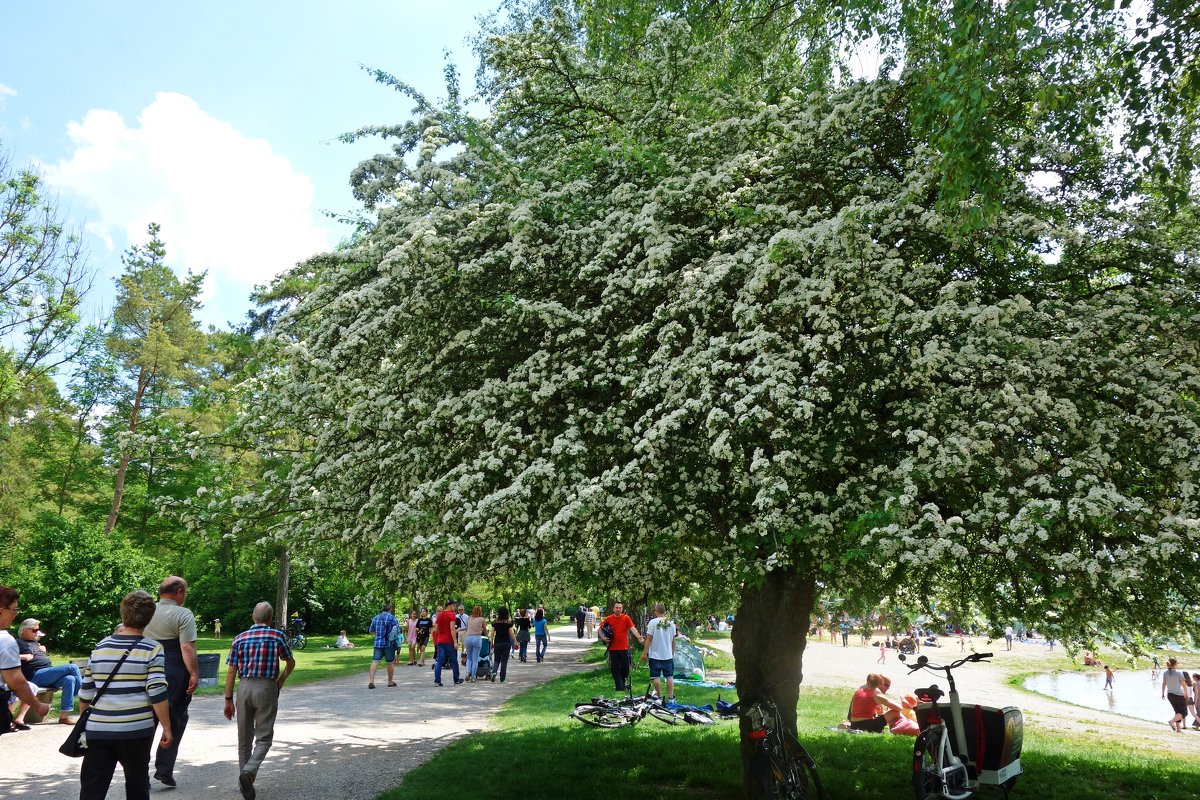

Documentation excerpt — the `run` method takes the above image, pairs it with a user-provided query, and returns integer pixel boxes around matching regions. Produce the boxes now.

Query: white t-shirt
[0,630,20,688]
[335,635,352,648]
[645,617,677,661]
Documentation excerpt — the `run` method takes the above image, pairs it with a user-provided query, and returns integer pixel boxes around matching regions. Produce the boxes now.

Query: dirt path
[8,628,1195,800]
[1,625,595,800]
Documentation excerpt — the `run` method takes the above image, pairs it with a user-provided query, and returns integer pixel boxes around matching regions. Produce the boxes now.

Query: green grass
[192,633,378,695]
[378,666,1197,800]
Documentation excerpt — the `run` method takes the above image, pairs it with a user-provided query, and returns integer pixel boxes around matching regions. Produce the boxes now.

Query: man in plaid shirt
[223,602,295,800]
[367,603,400,689]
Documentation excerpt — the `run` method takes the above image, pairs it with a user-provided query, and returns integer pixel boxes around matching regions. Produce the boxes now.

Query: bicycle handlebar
[899,651,992,674]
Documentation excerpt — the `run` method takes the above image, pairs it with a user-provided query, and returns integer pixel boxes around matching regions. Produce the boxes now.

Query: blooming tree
[241,10,1199,793]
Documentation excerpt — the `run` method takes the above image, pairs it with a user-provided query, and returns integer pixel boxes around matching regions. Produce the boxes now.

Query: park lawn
[379,667,1197,800]
[191,634,378,695]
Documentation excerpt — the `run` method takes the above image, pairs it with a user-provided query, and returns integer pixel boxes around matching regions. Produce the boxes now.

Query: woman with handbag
[77,590,172,800]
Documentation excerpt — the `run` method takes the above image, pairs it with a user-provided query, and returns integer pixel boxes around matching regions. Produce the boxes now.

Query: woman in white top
[334,630,355,649]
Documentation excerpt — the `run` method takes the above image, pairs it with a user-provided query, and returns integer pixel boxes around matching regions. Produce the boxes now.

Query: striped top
[79,634,168,740]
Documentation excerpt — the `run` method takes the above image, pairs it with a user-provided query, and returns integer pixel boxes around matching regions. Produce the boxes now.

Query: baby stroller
[476,637,496,682]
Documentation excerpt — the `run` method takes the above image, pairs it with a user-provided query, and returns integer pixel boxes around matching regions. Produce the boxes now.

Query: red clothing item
[602,614,636,651]
[850,686,880,719]
[434,610,457,645]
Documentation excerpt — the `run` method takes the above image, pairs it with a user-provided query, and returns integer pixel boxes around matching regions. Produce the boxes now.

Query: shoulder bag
[60,639,141,758]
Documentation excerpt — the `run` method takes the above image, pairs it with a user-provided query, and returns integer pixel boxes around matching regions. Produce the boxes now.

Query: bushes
[1,514,164,652]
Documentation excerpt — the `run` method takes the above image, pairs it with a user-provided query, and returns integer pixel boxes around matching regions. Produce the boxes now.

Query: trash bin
[197,653,220,688]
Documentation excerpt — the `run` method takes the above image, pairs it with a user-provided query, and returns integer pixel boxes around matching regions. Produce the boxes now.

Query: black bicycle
[728,694,826,800]
[571,683,711,728]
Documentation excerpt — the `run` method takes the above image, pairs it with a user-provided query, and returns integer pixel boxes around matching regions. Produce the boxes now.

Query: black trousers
[155,642,191,779]
[576,617,585,638]
[493,642,512,681]
[80,735,153,800]
[608,649,631,691]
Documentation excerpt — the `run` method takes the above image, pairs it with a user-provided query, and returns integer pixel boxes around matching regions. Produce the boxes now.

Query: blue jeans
[465,635,482,677]
[433,642,460,684]
[518,636,529,661]
[535,634,548,661]
[31,663,84,712]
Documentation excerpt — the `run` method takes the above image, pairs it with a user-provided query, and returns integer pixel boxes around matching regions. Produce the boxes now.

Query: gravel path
[3,625,594,800]
[9,627,1196,800]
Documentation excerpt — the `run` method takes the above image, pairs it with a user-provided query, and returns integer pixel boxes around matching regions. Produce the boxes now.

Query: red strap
[975,705,985,768]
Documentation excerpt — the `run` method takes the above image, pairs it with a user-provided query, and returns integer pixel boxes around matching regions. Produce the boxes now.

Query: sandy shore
[732,635,1200,752]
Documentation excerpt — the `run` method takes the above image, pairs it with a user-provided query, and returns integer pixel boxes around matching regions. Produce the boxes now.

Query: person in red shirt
[599,601,644,692]
[431,600,463,686]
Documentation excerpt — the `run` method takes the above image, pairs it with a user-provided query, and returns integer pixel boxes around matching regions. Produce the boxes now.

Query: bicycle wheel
[571,704,635,728]
[912,732,941,800]
[648,705,682,725]
[766,734,824,800]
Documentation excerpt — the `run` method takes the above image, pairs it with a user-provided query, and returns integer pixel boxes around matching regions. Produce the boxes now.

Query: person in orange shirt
[599,601,644,692]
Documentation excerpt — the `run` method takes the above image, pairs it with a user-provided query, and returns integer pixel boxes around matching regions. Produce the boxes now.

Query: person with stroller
[463,606,488,682]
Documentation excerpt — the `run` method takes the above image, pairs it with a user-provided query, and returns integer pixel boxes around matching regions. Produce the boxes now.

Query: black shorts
[849,717,888,733]
[1168,693,1188,716]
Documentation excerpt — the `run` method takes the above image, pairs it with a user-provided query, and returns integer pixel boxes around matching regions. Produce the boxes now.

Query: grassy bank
[192,633,377,695]
[378,666,1196,800]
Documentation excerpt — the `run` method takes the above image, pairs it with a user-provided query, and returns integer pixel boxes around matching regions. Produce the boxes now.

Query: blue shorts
[373,645,397,663]
[648,657,674,679]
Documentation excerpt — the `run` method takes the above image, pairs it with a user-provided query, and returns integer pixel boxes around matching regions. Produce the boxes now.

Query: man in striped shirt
[224,602,295,800]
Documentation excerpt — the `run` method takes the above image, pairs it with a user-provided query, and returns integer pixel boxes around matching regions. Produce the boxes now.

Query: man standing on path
[2,585,50,731]
[584,606,596,639]
[224,602,295,800]
[143,576,199,788]
[367,603,399,689]
[639,603,676,702]
[839,619,850,647]
[431,600,462,687]
[599,601,644,692]
[576,605,586,639]
[1004,625,1014,651]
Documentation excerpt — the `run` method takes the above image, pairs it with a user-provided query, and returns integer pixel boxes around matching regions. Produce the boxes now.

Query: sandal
[11,722,30,731]
[368,683,376,689]
[387,682,398,687]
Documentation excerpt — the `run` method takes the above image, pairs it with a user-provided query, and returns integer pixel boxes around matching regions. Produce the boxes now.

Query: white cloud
[43,92,331,294]
[0,83,15,110]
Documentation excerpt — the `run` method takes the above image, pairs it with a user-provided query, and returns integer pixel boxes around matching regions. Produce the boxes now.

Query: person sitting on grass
[839,673,908,733]
[330,631,355,649]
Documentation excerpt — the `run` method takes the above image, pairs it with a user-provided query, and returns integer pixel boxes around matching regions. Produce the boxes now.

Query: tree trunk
[105,369,149,535]
[275,546,291,629]
[732,566,816,799]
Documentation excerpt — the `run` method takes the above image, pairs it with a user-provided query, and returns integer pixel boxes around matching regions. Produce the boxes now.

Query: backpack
[599,621,614,645]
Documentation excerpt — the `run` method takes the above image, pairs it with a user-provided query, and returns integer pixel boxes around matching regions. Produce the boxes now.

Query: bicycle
[725,694,826,800]
[900,652,1023,799]
[571,683,708,728]
[286,621,307,651]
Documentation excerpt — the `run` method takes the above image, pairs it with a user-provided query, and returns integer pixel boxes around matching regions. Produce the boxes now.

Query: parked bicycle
[286,618,307,651]
[724,694,825,800]
[900,652,1023,799]
[571,683,713,728]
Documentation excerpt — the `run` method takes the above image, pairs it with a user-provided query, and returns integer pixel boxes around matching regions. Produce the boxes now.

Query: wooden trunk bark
[275,547,291,629]
[732,567,816,799]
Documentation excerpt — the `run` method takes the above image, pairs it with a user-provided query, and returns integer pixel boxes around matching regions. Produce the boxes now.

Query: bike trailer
[915,703,1023,785]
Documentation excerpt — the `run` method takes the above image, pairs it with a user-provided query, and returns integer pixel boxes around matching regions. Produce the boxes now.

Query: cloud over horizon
[43,92,331,296]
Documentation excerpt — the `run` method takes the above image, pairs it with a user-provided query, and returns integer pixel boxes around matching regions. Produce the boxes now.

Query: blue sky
[1,1,496,329]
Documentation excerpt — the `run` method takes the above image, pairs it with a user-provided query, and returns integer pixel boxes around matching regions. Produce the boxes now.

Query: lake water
[1023,669,1179,724]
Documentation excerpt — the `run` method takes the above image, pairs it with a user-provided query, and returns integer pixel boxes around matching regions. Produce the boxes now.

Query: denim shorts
[647,657,674,679]
[373,645,397,663]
